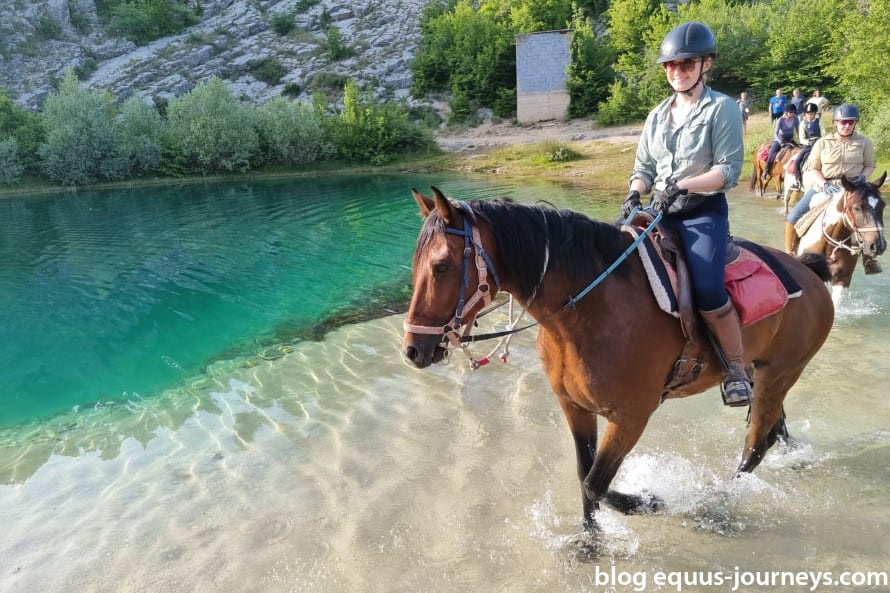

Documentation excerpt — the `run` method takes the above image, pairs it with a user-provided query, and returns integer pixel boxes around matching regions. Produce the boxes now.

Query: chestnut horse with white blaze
[402,187,835,530]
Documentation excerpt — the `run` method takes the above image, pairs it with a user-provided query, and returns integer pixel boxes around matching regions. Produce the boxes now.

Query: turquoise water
[0,176,426,426]
[0,175,607,428]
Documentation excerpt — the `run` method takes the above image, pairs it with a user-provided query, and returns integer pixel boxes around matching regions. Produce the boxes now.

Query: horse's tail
[750,160,758,191]
[797,252,831,281]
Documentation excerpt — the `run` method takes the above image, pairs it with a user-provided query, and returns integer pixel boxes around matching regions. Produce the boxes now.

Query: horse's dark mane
[463,198,630,299]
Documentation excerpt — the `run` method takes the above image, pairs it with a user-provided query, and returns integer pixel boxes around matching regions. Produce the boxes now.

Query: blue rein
[455,204,662,344]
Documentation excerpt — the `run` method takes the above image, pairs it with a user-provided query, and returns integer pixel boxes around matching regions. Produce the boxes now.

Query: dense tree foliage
[410,0,890,133]
[333,79,436,165]
[0,73,436,187]
[165,77,260,175]
[37,72,130,185]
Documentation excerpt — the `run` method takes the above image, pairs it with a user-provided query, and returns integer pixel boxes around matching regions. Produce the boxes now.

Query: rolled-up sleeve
[709,99,744,189]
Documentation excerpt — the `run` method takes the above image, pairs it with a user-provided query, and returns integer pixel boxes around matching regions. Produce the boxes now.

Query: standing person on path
[620,21,750,406]
[790,88,806,113]
[737,92,751,135]
[769,88,787,121]
[806,89,829,119]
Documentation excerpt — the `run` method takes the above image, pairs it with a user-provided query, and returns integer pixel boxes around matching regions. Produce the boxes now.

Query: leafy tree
[165,77,259,174]
[828,0,890,116]
[37,71,129,185]
[0,90,43,174]
[411,0,515,116]
[0,139,23,185]
[566,8,616,118]
[744,0,845,98]
[332,79,436,165]
[256,97,334,165]
[607,0,662,55]
[119,96,165,175]
[479,0,573,32]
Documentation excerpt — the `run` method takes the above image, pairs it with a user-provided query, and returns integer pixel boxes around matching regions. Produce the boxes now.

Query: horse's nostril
[405,346,419,362]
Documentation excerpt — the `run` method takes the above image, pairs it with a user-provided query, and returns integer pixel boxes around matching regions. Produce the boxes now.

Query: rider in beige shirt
[787,103,879,273]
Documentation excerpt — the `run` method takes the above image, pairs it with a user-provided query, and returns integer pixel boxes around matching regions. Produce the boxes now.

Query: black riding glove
[620,190,642,219]
[651,183,688,213]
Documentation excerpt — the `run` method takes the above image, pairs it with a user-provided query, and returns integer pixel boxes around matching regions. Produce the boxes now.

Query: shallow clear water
[1,180,888,593]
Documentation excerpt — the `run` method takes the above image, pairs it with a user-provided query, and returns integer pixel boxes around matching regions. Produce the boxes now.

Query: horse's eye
[433,263,449,276]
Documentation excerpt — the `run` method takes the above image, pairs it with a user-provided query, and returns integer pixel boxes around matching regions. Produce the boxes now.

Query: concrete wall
[515,30,572,123]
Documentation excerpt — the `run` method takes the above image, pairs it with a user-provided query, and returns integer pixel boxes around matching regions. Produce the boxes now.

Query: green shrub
[0,90,43,174]
[307,71,349,100]
[282,81,302,98]
[37,71,130,185]
[325,26,355,61]
[248,56,286,85]
[331,79,436,165]
[862,102,890,158]
[107,0,199,45]
[164,77,259,174]
[270,11,295,35]
[256,97,334,165]
[119,96,165,174]
[0,139,24,185]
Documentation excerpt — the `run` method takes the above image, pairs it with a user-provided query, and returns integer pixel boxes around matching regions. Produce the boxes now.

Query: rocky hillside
[0,0,429,110]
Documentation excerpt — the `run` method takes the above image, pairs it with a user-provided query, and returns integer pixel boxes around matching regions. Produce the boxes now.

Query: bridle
[402,202,502,366]
[822,189,885,257]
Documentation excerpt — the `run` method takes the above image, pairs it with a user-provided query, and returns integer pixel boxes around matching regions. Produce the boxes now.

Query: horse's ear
[842,176,855,192]
[430,186,459,226]
[875,172,887,188]
[411,187,434,217]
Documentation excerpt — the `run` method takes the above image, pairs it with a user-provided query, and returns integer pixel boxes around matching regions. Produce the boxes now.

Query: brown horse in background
[402,187,834,530]
[751,141,800,197]
[792,173,886,306]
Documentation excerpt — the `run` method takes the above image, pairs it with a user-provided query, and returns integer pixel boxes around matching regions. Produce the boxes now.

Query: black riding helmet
[657,21,717,63]
[804,102,819,114]
[784,103,797,113]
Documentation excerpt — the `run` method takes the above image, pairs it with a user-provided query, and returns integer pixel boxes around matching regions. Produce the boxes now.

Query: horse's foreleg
[585,418,663,516]
[737,379,793,473]
[558,398,599,529]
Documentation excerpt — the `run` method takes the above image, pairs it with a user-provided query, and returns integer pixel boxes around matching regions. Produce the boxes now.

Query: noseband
[403,202,501,358]
[824,190,885,256]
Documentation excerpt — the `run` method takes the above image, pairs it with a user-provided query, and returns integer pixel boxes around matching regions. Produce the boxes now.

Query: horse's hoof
[567,532,605,561]
[605,489,664,515]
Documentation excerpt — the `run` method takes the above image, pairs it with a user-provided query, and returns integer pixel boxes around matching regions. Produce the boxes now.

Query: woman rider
[620,21,750,406]
[762,103,799,180]
[784,104,879,273]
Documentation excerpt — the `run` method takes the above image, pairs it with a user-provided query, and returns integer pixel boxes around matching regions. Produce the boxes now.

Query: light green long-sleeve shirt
[630,85,744,195]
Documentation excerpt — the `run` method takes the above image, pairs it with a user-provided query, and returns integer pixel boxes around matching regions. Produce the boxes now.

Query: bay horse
[792,173,886,305]
[751,140,800,197]
[402,187,834,530]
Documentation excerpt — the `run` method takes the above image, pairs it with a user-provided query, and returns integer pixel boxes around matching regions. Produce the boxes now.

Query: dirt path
[433,118,642,152]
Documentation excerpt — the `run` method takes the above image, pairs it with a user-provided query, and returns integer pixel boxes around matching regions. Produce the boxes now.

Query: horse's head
[402,187,499,368]
[840,172,887,257]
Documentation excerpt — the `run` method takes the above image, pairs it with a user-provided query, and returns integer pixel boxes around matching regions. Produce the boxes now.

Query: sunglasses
[662,59,700,73]
[836,119,857,125]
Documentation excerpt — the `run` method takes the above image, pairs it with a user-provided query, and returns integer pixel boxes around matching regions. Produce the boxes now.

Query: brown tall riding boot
[863,255,883,274]
[784,222,799,255]
[700,301,753,407]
